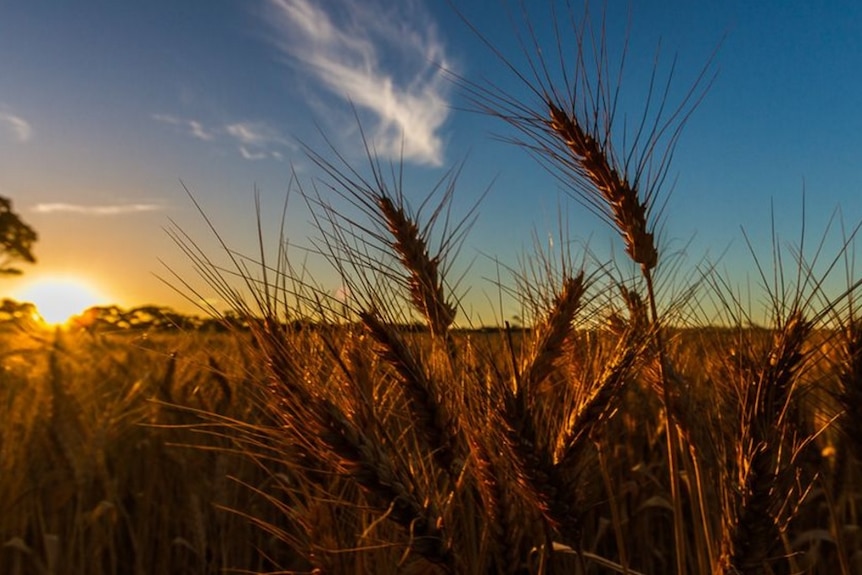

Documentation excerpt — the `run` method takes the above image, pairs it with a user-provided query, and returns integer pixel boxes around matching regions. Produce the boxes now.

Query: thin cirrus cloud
[152,115,290,161]
[0,110,33,142]
[32,203,164,216]
[152,114,215,141]
[226,121,291,160]
[266,0,453,167]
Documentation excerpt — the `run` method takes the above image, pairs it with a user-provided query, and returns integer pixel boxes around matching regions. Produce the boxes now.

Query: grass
[5,2,862,573]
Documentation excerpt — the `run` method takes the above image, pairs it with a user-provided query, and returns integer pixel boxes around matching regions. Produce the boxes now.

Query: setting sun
[14,276,109,325]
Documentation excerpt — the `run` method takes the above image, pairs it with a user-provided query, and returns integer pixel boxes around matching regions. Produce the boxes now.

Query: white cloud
[188,121,212,141]
[152,113,215,141]
[226,121,290,161]
[154,114,290,160]
[238,146,269,161]
[267,0,452,166]
[226,122,273,145]
[0,109,32,142]
[33,203,164,215]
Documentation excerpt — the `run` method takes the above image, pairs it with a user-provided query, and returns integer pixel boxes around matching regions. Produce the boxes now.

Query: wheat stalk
[719,311,812,575]
[453,5,716,569]
[258,328,455,571]
[556,328,644,471]
[546,102,657,270]
[376,195,457,341]
[314,397,455,571]
[468,434,534,575]
[520,273,587,392]
[490,272,597,549]
[360,310,463,478]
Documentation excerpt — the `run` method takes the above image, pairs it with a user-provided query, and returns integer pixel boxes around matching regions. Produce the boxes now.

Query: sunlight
[14,276,109,325]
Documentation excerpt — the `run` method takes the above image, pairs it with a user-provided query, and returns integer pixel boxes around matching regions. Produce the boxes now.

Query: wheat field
[4,5,862,575]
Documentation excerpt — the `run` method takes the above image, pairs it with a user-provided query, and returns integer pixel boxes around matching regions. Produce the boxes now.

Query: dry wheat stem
[376,195,457,342]
[547,85,688,572]
[313,394,455,571]
[499,374,583,547]
[556,327,642,470]
[469,435,533,575]
[721,312,811,575]
[360,310,463,478]
[502,410,583,546]
[547,101,658,270]
[521,273,587,394]
[493,271,598,547]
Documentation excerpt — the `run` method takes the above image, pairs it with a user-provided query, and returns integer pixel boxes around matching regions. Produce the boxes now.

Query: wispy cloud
[153,114,290,160]
[226,122,274,145]
[0,108,32,142]
[226,121,291,161]
[33,203,164,216]
[266,0,452,166]
[152,113,215,141]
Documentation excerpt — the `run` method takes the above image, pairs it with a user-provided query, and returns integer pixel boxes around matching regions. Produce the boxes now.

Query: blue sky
[1,1,861,324]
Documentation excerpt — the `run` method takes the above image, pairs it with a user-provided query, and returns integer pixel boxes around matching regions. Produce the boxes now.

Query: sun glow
[14,276,109,325]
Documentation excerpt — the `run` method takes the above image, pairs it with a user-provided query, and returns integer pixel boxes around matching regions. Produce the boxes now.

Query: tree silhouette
[0,196,37,275]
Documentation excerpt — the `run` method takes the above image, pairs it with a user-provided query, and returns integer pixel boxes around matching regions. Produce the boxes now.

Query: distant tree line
[0,300,201,331]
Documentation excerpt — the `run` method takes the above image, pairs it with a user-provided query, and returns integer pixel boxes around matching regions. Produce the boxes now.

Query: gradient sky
[1,1,861,325]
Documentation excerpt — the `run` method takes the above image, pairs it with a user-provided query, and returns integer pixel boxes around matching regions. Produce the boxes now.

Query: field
[1,298,862,575]
[4,6,862,575]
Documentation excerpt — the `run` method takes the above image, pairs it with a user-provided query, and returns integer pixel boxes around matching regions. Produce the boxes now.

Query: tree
[0,196,37,275]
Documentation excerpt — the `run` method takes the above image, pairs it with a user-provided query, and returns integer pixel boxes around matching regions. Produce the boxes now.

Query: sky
[1,0,861,325]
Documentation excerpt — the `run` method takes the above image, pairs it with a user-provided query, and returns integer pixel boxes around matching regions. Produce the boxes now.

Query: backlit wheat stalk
[718,311,813,574]
[453,4,717,570]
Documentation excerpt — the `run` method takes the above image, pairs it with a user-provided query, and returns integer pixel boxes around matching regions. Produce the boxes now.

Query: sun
[14,276,109,325]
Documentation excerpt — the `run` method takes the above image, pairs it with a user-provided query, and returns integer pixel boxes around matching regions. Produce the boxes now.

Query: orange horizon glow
[12,275,113,326]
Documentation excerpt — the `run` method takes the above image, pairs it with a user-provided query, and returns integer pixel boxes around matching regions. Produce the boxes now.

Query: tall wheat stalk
[454,3,715,571]
[717,311,812,574]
